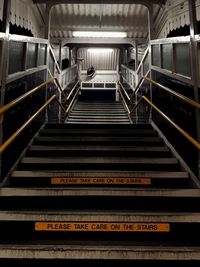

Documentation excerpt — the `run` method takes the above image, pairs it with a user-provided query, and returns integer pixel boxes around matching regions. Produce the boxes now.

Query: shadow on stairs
[0,119,200,265]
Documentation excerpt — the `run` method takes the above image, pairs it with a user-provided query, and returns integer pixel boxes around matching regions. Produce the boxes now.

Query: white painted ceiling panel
[50,4,149,39]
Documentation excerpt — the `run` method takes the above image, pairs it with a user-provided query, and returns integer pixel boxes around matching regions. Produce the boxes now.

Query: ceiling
[36,3,160,40]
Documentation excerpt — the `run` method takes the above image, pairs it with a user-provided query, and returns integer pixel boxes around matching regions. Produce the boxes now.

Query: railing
[0,80,80,154]
[49,45,62,76]
[119,76,200,109]
[121,64,136,90]
[0,33,78,89]
[61,65,78,89]
[135,47,150,84]
[130,96,200,151]
[0,95,60,154]
[120,47,150,94]
[121,34,200,94]
[118,76,200,151]
[0,77,67,122]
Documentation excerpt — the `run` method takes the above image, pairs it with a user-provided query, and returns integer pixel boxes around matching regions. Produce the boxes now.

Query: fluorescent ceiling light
[73,31,127,38]
[88,48,113,53]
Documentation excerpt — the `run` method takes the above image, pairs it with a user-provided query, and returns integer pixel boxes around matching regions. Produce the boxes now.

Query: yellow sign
[51,177,151,185]
[35,222,170,232]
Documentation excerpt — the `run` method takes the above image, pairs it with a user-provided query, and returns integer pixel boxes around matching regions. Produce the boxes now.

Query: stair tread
[35,136,162,141]
[21,157,178,164]
[44,123,153,129]
[40,129,156,134]
[11,170,189,178]
[29,145,169,152]
[68,115,129,118]
[0,188,197,197]
[0,244,200,260]
[0,211,199,220]
[67,119,130,121]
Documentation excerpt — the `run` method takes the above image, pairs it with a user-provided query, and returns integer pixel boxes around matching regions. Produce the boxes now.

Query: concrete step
[68,115,129,119]
[39,128,158,136]
[65,120,130,126]
[43,123,153,130]
[27,145,171,157]
[66,119,130,124]
[68,101,131,124]
[19,157,179,172]
[10,170,188,188]
[0,188,199,212]
[0,211,199,245]
[0,245,200,261]
[34,136,164,146]
[71,111,127,114]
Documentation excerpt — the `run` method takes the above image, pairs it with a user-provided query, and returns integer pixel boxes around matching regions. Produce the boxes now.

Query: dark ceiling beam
[33,0,166,7]
[51,37,146,46]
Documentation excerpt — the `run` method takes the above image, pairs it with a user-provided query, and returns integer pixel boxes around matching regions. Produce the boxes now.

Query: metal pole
[44,4,52,122]
[0,0,11,181]
[135,40,138,71]
[147,4,154,41]
[58,40,63,123]
[188,0,200,177]
[147,4,153,123]
[59,40,62,69]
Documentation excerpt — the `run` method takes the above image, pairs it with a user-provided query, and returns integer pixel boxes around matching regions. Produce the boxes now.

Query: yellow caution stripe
[35,222,170,232]
[51,177,151,185]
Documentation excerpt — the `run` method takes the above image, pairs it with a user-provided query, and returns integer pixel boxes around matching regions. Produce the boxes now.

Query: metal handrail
[0,95,57,153]
[0,84,81,154]
[129,76,200,110]
[136,47,149,75]
[49,45,62,74]
[66,81,80,101]
[130,96,200,150]
[66,86,81,113]
[118,81,132,102]
[0,77,67,116]
[118,88,131,114]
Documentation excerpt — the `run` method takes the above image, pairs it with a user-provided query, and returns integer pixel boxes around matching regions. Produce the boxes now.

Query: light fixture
[72,31,127,38]
[88,48,113,53]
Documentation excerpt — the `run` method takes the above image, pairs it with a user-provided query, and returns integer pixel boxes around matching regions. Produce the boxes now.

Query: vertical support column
[59,40,62,69]
[127,46,132,68]
[44,4,52,123]
[147,4,154,41]
[0,0,11,106]
[118,48,124,84]
[44,4,52,40]
[135,40,138,72]
[188,0,200,177]
[69,48,72,67]
[58,40,62,123]
[147,4,154,123]
[0,0,11,182]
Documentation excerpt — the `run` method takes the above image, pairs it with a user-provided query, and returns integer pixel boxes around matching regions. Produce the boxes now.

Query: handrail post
[188,0,200,177]
[0,0,11,182]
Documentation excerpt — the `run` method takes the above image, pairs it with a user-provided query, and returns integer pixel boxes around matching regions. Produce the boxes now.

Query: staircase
[1,106,200,265]
[66,100,131,124]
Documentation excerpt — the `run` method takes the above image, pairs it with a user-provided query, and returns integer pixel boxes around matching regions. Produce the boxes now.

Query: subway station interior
[1,0,200,265]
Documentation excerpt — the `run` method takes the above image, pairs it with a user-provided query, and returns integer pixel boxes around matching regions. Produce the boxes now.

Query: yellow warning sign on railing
[51,177,151,185]
[35,222,170,232]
